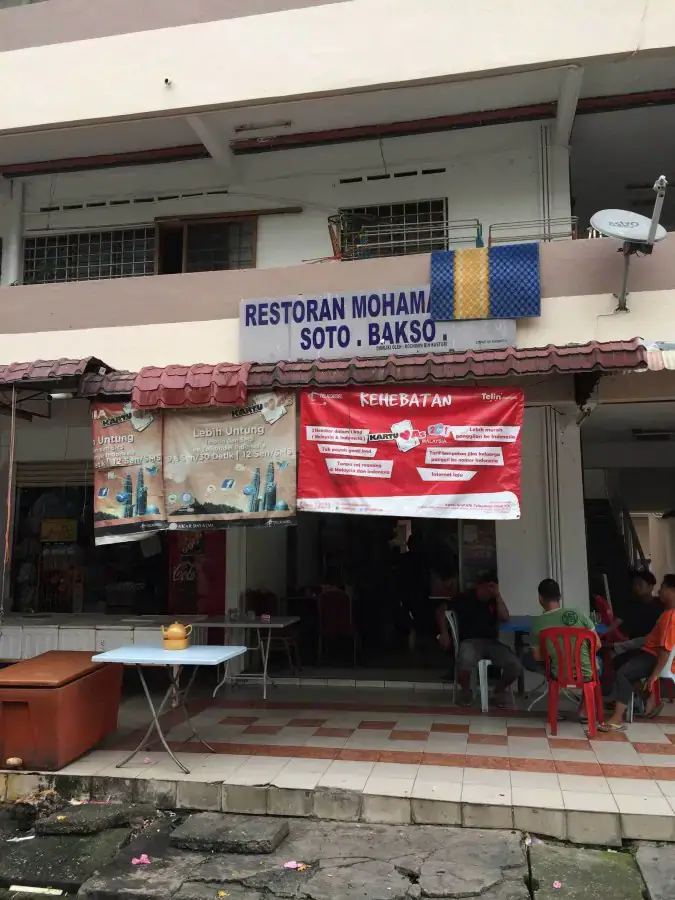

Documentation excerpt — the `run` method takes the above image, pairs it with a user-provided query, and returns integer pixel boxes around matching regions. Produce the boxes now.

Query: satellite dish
[590,209,667,244]
[589,176,668,311]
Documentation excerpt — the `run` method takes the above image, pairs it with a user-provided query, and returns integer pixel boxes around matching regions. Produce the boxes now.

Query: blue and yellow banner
[429,243,540,321]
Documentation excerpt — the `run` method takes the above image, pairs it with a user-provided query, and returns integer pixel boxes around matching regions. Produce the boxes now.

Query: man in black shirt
[437,574,520,707]
[606,569,663,647]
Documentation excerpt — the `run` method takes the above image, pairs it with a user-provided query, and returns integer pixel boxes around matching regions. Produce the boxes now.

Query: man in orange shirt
[600,573,675,732]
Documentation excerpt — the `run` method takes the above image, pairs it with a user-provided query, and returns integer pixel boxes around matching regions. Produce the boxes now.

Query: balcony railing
[488,216,579,246]
[326,214,484,262]
[319,214,583,262]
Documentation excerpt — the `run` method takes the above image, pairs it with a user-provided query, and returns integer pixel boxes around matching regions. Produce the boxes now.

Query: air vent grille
[339,166,446,185]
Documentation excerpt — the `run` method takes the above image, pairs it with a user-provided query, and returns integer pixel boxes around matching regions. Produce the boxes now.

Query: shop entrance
[10,475,227,618]
[283,512,497,678]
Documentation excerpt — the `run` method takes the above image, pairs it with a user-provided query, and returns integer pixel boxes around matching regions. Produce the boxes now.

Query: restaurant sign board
[239,286,515,363]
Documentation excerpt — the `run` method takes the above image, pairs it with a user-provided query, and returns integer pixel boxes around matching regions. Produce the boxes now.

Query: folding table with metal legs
[200,616,300,701]
[92,644,247,774]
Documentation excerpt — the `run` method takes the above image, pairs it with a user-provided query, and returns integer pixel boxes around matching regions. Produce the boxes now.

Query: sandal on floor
[597,722,627,733]
[641,702,665,720]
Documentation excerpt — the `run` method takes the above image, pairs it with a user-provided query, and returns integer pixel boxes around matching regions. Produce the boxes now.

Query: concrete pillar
[496,407,549,616]
[547,408,589,612]
[496,405,588,615]
[1,180,24,286]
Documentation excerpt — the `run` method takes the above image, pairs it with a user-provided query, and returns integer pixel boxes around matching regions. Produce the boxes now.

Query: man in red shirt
[600,573,675,732]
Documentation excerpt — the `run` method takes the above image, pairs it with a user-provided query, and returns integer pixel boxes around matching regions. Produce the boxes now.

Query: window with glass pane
[23,228,155,284]
[339,199,448,260]
[184,221,255,272]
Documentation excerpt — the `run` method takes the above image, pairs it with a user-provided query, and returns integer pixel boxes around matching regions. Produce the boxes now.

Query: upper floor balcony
[0,235,673,375]
[1,0,675,135]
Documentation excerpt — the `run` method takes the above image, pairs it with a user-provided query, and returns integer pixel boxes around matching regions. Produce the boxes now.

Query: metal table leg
[167,665,215,754]
[115,664,208,775]
[261,627,272,700]
[212,661,230,698]
[515,630,526,696]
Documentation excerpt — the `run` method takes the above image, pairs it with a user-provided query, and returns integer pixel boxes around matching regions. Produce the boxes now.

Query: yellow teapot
[161,621,192,651]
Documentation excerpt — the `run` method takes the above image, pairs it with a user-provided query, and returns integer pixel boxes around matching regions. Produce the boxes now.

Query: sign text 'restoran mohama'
[239,286,515,364]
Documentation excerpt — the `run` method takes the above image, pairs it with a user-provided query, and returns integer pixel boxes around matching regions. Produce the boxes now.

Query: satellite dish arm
[647,175,668,246]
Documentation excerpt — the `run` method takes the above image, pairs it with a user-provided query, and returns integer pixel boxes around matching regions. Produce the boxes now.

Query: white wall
[520,288,675,346]
[0,321,240,372]
[0,0,667,132]
[16,121,549,265]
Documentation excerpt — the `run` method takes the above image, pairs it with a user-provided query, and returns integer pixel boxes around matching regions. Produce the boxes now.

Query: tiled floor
[48,685,675,821]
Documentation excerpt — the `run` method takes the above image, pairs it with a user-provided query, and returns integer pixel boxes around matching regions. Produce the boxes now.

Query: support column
[544,408,588,612]
[1,181,24,286]
[496,407,549,616]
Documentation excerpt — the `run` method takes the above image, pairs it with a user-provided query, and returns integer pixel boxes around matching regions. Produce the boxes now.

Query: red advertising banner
[298,386,524,520]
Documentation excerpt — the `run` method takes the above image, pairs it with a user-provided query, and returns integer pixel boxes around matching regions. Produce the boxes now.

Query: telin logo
[308,391,343,405]
[608,220,638,228]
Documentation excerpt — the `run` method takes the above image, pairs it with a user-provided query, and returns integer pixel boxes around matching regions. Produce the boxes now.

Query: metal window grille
[338,199,449,260]
[184,221,255,272]
[23,228,156,284]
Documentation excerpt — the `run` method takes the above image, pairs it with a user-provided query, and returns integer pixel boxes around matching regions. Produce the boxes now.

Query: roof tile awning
[132,363,251,409]
[77,339,648,404]
[0,357,112,391]
[247,339,648,389]
[80,369,136,398]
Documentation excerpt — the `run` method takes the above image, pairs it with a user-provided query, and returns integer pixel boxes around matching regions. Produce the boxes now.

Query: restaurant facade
[0,245,666,671]
[4,0,675,669]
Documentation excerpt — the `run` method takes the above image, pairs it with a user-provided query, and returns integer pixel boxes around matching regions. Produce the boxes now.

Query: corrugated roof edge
[78,339,648,403]
[0,357,113,389]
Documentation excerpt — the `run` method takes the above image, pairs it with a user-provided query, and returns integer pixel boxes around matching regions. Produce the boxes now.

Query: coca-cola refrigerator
[167,531,227,617]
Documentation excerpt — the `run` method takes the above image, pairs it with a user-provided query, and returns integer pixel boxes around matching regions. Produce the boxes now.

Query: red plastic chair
[539,626,603,739]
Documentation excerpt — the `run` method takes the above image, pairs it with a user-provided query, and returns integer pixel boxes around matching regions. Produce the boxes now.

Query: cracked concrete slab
[37,803,130,835]
[300,860,414,900]
[78,820,206,900]
[186,820,526,900]
[636,843,675,900]
[171,813,289,854]
[0,828,130,893]
[531,841,644,900]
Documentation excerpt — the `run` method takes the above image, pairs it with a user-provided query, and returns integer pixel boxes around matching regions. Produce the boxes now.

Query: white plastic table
[199,616,300,700]
[92,644,246,774]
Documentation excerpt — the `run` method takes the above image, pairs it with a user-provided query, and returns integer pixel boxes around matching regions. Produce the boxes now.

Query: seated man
[600,573,675,732]
[528,578,599,680]
[438,574,521,708]
[606,569,662,654]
